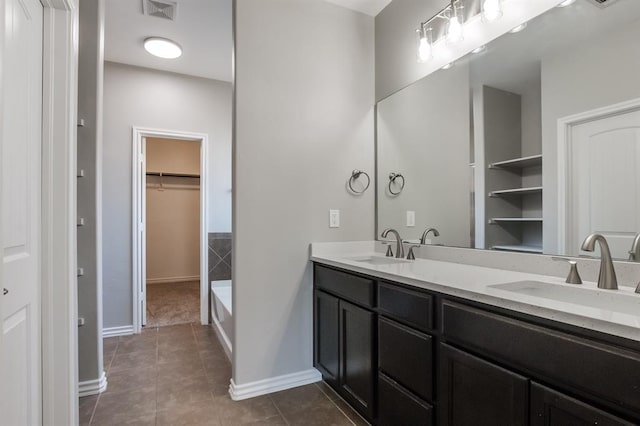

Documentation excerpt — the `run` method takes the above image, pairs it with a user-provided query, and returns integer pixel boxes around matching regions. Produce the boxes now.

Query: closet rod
[146,171,200,179]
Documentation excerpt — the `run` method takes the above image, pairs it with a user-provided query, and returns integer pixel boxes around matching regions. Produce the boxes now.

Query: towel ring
[349,169,370,194]
[388,172,405,195]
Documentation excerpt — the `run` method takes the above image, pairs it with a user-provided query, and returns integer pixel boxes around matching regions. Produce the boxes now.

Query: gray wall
[377,64,471,246]
[234,0,374,385]
[375,0,446,101]
[541,23,640,254]
[102,62,232,328]
[77,0,104,384]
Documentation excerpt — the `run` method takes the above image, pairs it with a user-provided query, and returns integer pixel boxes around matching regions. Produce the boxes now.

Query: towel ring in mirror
[349,169,370,194]
[388,172,405,196]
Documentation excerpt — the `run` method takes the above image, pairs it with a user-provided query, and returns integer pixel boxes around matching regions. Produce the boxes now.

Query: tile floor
[80,323,367,426]
[146,282,200,327]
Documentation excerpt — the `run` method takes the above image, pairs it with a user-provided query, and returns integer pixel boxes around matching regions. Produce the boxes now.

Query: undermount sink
[348,256,409,266]
[490,281,640,315]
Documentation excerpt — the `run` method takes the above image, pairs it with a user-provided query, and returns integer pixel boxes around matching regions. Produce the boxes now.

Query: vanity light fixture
[416,25,433,63]
[482,0,503,22]
[556,0,576,6]
[446,0,464,44]
[144,37,182,59]
[509,22,528,33]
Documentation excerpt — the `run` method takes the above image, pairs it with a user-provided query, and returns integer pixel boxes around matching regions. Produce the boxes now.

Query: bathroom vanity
[311,244,640,425]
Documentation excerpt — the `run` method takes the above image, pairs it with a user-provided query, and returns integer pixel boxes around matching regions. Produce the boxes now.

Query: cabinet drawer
[378,373,434,426]
[379,317,433,402]
[314,264,375,308]
[378,282,433,331]
[442,301,640,419]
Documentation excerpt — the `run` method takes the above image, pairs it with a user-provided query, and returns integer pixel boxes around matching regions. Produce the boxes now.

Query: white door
[0,0,43,424]
[570,109,640,259]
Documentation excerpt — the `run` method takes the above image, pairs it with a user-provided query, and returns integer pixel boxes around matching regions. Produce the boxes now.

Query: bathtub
[211,281,233,360]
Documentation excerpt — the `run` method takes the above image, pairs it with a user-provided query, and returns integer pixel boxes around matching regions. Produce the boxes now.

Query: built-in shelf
[489,218,543,224]
[489,186,543,197]
[489,154,542,169]
[492,245,543,254]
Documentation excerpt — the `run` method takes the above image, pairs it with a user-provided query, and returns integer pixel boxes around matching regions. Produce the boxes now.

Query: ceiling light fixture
[482,0,503,22]
[416,25,433,63]
[556,0,576,7]
[144,37,182,59]
[509,22,528,33]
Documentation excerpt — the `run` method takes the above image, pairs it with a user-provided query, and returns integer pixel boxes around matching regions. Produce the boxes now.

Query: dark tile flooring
[146,282,200,328]
[80,323,367,425]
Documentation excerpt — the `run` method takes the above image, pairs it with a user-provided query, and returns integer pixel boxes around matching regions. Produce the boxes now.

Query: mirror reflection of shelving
[477,82,543,254]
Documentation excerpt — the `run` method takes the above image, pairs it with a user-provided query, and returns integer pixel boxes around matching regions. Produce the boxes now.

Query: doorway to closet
[133,128,209,331]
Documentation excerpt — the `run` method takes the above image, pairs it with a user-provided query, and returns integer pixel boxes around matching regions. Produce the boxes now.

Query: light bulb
[482,0,503,22]
[418,37,431,63]
[447,15,464,43]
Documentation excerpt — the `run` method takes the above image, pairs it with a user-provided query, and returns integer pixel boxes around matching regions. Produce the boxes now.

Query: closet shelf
[489,154,542,169]
[146,171,200,179]
[492,245,543,254]
[489,186,542,197]
[489,218,543,224]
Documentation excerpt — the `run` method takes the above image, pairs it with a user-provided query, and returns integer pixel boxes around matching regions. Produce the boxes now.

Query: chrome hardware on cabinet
[420,228,440,245]
[3,288,8,295]
[406,245,421,260]
[381,228,405,259]
[581,233,618,290]
[551,257,582,285]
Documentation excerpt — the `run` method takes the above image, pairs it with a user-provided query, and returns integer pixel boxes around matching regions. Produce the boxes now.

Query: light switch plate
[329,209,340,228]
[407,211,416,227]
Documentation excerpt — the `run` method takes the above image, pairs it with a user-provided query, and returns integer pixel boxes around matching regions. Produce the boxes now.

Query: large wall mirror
[377,0,640,261]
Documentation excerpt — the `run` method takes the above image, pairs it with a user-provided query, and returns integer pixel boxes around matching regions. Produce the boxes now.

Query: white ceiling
[324,0,392,16]
[104,0,233,82]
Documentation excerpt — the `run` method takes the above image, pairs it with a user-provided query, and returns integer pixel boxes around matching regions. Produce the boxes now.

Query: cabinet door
[340,299,376,420]
[439,344,529,426]
[530,383,635,426]
[314,291,340,386]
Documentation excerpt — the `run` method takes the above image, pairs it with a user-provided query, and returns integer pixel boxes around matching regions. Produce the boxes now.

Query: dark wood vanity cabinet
[312,263,640,426]
[439,344,529,426]
[314,265,376,420]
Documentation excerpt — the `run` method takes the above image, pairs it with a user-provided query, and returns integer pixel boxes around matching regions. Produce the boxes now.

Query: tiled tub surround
[209,233,232,282]
[310,241,640,342]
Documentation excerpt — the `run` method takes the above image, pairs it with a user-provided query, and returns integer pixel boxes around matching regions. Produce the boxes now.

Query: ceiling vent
[142,0,177,21]
[587,0,620,8]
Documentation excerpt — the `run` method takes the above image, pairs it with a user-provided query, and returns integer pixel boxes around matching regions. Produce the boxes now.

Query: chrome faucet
[629,234,640,262]
[419,228,440,245]
[581,233,618,290]
[381,228,404,259]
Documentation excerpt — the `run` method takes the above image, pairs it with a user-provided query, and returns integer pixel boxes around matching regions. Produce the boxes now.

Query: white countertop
[310,241,640,342]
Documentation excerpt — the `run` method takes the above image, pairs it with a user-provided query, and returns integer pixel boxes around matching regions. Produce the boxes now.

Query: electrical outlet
[407,211,416,227]
[329,209,340,228]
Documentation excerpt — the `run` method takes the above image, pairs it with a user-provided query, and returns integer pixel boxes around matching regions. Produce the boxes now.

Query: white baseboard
[78,371,108,397]
[103,325,134,338]
[211,318,232,362]
[229,369,322,401]
[146,275,200,284]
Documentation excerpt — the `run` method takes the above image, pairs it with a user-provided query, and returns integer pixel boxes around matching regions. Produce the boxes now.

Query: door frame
[40,0,79,425]
[557,97,640,254]
[132,127,209,333]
